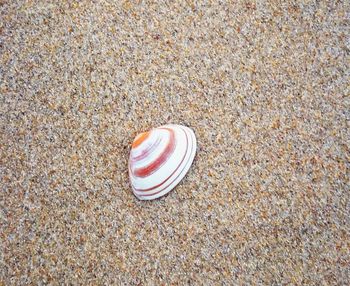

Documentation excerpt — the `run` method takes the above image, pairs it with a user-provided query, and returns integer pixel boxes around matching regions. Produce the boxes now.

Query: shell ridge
[135,126,195,199]
[133,126,189,193]
[133,128,176,178]
[131,131,170,169]
[132,135,162,162]
[130,125,197,200]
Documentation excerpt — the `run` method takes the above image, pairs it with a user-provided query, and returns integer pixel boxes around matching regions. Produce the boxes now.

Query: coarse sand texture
[1,1,349,285]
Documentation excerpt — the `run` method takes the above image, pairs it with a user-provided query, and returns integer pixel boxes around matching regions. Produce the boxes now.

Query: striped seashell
[129,124,197,200]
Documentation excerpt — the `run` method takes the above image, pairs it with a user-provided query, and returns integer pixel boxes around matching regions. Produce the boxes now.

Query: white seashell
[129,124,197,200]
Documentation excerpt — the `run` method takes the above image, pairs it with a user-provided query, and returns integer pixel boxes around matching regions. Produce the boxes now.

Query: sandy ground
[1,1,349,285]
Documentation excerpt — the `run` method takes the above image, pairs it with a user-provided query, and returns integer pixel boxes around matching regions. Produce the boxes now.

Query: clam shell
[129,124,197,200]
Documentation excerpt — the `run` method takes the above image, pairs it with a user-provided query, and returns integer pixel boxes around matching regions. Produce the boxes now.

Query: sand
[1,1,349,284]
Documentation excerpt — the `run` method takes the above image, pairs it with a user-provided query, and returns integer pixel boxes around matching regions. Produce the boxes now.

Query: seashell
[129,124,197,200]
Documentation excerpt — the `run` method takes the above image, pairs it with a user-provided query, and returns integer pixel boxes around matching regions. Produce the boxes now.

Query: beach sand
[1,1,349,284]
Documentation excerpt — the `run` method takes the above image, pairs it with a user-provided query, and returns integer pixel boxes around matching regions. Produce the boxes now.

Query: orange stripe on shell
[132,131,150,149]
[133,128,176,178]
